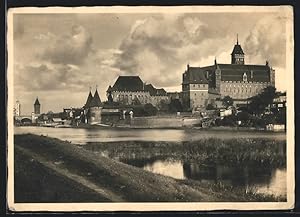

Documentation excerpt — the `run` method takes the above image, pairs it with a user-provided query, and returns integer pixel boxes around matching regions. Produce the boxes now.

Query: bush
[144,103,158,116]
[133,103,158,117]
[206,103,215,110]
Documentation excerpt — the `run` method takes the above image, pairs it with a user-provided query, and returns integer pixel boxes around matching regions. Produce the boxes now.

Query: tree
[144,103,158,116]
[158,99,169,112]
[206,103,215,110]
[222,96,233,108]
[168,99,183,113]
[248,86,277,115]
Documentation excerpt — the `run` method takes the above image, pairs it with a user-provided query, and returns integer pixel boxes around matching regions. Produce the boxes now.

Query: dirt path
[15,145,124,202]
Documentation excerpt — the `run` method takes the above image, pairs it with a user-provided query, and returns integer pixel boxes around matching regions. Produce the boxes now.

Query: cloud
[40,25,93,65]
[243,15,286,67]
[113,15,237,88]
[14,63,92,92]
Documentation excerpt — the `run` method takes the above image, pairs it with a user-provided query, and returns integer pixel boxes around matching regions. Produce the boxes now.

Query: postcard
[7,5,294,211]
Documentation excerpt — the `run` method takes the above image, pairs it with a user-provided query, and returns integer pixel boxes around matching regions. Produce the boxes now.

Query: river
[14,126,286,144]
[14,126,287,198]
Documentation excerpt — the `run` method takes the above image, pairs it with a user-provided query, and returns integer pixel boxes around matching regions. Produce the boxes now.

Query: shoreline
[14,124,286,133]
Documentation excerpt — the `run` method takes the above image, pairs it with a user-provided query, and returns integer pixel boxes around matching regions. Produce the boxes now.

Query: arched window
[243,72,248,82]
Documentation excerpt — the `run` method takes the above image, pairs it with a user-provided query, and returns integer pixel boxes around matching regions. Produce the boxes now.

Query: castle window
[243,72,248,82]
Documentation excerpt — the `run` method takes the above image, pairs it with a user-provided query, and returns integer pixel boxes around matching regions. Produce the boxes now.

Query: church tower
[231,34,245,65]
[34,97,40,114]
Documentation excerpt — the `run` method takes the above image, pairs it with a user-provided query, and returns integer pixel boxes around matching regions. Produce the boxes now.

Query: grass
[83,138,286,168]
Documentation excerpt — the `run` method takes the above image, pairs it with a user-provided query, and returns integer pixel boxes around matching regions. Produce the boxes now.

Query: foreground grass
[83,138,286,168]
[14,134,286,202]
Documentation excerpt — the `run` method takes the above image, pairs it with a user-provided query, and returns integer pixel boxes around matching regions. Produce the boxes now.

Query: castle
[107,76,169,107]
[182,37,275,111]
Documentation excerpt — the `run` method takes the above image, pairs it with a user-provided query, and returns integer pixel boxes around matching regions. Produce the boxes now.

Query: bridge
[14,115,32,123]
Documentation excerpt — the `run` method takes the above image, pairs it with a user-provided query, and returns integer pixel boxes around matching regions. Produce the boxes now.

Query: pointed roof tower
[231,34,245,65]
[231,34,244,55]
[90,87,102,107]
[34,97,40,105]
[83,89,93,108]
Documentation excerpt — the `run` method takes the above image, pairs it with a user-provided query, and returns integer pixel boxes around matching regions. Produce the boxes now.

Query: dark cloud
[15,63,92,92]
[243,15,286,67]
[40,25,93,65]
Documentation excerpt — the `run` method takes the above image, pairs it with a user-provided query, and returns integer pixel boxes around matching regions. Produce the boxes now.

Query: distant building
[182,37,275,111]
[107,76,169,107]
[83,88,103,124]
[14,100,21,116]
[34,97,41,114]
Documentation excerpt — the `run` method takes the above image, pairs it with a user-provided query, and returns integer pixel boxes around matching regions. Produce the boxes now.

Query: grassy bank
[14,134,286,202]
[83,138,286,168]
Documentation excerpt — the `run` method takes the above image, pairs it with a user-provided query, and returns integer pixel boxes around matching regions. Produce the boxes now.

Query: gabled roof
[83,91,93,108]
[183,67,209,84]
[34,98,40,105]
[90,89,102,107]
[231,44,244,55]
[144,84,156,95]
[144,84,167,96]
[217,64,270,82]
[155,88,167,96]
[112,76,144,91]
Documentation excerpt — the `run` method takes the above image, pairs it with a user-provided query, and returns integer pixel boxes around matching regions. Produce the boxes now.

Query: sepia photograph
[7,6,294,211]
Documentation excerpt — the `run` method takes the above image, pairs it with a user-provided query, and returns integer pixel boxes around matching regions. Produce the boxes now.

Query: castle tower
[34,97,40,114]
[88,87,103,125]
[231,34,245,65]
[15,100,21,116]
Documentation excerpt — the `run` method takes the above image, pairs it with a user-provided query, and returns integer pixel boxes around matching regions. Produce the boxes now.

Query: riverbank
[14,134,286,202]
[83,139,286,168]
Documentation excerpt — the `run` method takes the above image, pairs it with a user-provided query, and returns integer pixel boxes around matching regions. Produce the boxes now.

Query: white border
[7,5,295,212]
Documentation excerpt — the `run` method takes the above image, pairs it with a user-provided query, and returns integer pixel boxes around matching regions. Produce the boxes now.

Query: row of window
[192,84,207,88]
[223,87,261,93]
[193,92,207,96]
[116,94,149,100]
[223,81,269,84]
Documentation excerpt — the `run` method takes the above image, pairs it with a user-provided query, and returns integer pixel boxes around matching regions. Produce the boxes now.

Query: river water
[14,126,287,198]
[14,126,286,144]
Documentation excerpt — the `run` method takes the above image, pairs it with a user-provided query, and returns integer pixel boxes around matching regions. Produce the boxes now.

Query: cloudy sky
[12,8,289,115]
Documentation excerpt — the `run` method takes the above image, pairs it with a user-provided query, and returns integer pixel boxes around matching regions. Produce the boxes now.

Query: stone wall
[219,81,272,99]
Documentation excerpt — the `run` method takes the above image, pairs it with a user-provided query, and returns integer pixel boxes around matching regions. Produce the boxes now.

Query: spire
[84,89,93,108]
[236,33,239,45]
[34,97,40,105]
[90,88,102,107]
[214,56,217,65]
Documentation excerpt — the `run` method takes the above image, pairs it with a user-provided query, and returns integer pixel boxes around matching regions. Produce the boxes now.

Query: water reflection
[121,158,286,197]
